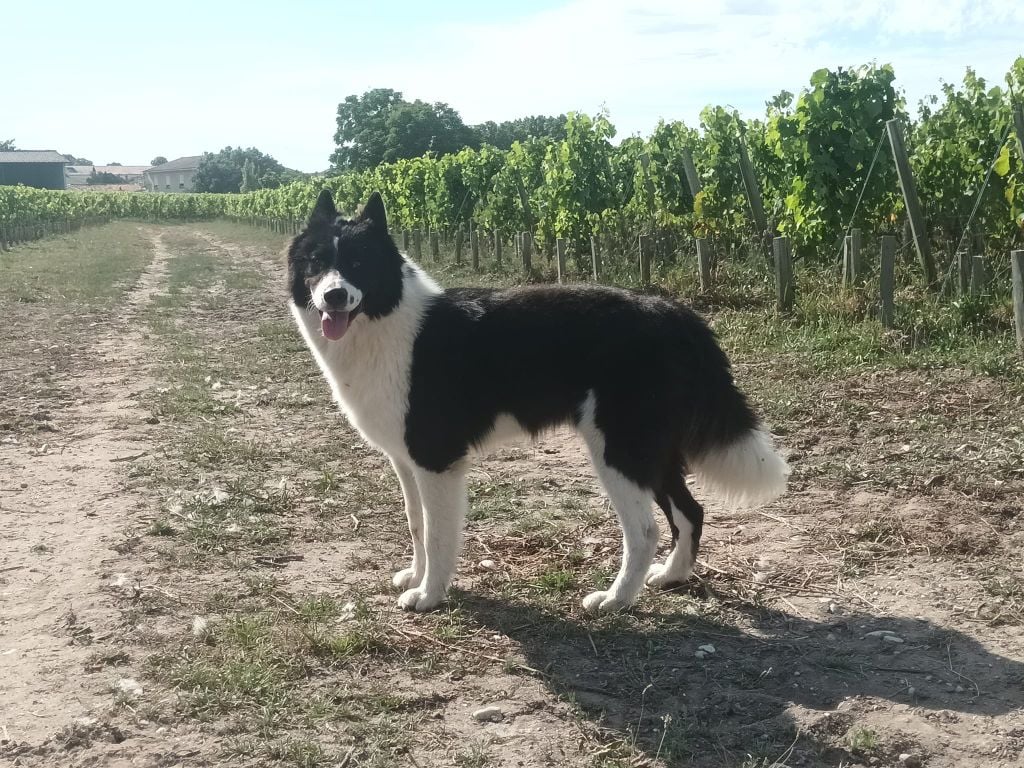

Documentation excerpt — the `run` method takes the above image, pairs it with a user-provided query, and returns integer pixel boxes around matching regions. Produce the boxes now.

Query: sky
[3,0,1023,172]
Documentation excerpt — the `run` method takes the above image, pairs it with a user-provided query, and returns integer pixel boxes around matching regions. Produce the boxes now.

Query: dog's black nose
[323,287,349,308]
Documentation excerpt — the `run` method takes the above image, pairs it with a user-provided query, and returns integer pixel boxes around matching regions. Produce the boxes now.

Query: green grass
[155,229,263,307]
[0,221,153,306]
[532,568,577,595]
[847,726,880,755]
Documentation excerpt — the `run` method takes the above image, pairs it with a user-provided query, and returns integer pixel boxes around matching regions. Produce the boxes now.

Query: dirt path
[0,231,171,754]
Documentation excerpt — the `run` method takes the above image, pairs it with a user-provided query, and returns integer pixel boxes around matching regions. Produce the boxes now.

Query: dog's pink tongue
[321,311,350,341]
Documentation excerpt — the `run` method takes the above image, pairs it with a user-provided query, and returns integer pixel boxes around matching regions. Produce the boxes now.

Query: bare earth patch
[2,222,1023,767]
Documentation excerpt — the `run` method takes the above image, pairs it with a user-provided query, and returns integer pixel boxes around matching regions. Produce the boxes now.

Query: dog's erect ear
[358,191,387,233]
[310,188,337,224]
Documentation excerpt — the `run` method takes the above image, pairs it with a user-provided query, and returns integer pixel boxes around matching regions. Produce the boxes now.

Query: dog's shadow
[457,586,1024,766]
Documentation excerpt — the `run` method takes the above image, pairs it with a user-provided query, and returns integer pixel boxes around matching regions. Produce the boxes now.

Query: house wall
[0,163,67,189]
[145,169,196,193]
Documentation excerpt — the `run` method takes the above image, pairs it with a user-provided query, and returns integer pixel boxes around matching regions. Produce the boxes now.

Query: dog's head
[287,190,404,341]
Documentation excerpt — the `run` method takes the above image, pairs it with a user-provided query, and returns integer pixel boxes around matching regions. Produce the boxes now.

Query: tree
[150,156,168,166]
[473,115,568,149]
[240,158,258,193]
[0,139,15,151]
[331,88,405,170]
[330,88,478,170]
[62,153,94,164]
[192,146,294,193]
[380,100,479,163]
[87,170,127,185]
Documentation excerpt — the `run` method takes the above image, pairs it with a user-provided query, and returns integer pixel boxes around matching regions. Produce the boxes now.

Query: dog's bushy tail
[688,426,789,507]
[680,317,789,508]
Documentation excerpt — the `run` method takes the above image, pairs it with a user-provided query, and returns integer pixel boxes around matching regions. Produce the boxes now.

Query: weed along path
[2,222,1024,767]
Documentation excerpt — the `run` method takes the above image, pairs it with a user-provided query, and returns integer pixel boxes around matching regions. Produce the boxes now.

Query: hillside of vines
[4,60,1024,269]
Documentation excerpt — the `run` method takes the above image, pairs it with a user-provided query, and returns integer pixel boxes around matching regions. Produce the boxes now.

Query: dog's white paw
[582,590,630,613]
[398,587,444,612]
[392,567,422,590]
[645,563,690,589]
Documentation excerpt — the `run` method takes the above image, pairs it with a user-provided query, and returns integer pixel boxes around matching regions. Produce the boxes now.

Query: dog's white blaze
[310,269,362,312]
[575,391,659,612]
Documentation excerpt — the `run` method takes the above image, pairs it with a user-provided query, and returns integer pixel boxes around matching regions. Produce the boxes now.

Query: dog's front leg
[390,458,424,590]
[397,465,467,612]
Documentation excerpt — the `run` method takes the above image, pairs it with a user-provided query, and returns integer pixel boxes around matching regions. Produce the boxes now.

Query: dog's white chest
[290,269,438,462]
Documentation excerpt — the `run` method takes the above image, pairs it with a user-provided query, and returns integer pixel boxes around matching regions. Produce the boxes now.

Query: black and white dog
[288,190,788,613]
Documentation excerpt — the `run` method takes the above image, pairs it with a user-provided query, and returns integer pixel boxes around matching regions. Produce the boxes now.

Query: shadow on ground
[459,585,1024,766]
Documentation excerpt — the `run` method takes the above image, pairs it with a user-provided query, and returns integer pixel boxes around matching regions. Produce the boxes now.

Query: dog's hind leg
[397,465,467,612]
[390,458,425,590]
[647,469,703,588]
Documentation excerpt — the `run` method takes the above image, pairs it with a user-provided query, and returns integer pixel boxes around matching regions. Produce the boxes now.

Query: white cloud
[364,0,1024,142]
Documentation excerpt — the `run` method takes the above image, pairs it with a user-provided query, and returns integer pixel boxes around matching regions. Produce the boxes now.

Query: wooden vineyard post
[957,249,971,296]
[429,230,440,261]
[590,235,601,280]
[843,228,862,287]
[887,119,937,288]
[521,232,533,272]
[402,230,410,252]
[737,138,767,236]
[494,228,502,267]
[696,237,713,291]
[880,235,896,329]
[639,153,657,232]
[413,230,423,260]
[1014,105,1024,161]
[1012,250,1024,357]
[471,225,480,271]
[681,149,702,201]
[555,238,567,283]
[772,236,795,312]
[514,173,535,233]
[971,234,987,295]
[454,228,464,265]
[638,234,652,287]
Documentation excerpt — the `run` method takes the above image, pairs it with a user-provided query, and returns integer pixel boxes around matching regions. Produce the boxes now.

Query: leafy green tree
[331,88,407,170]
[193,147,291,193]
[473,115,567,149]
[87,170,128,184]
[382,101,479,163]
[330,88,478,170]
[0,139,15,151]
[240,158,258,193]
[150,156,168,166]
[62,153,94,164]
